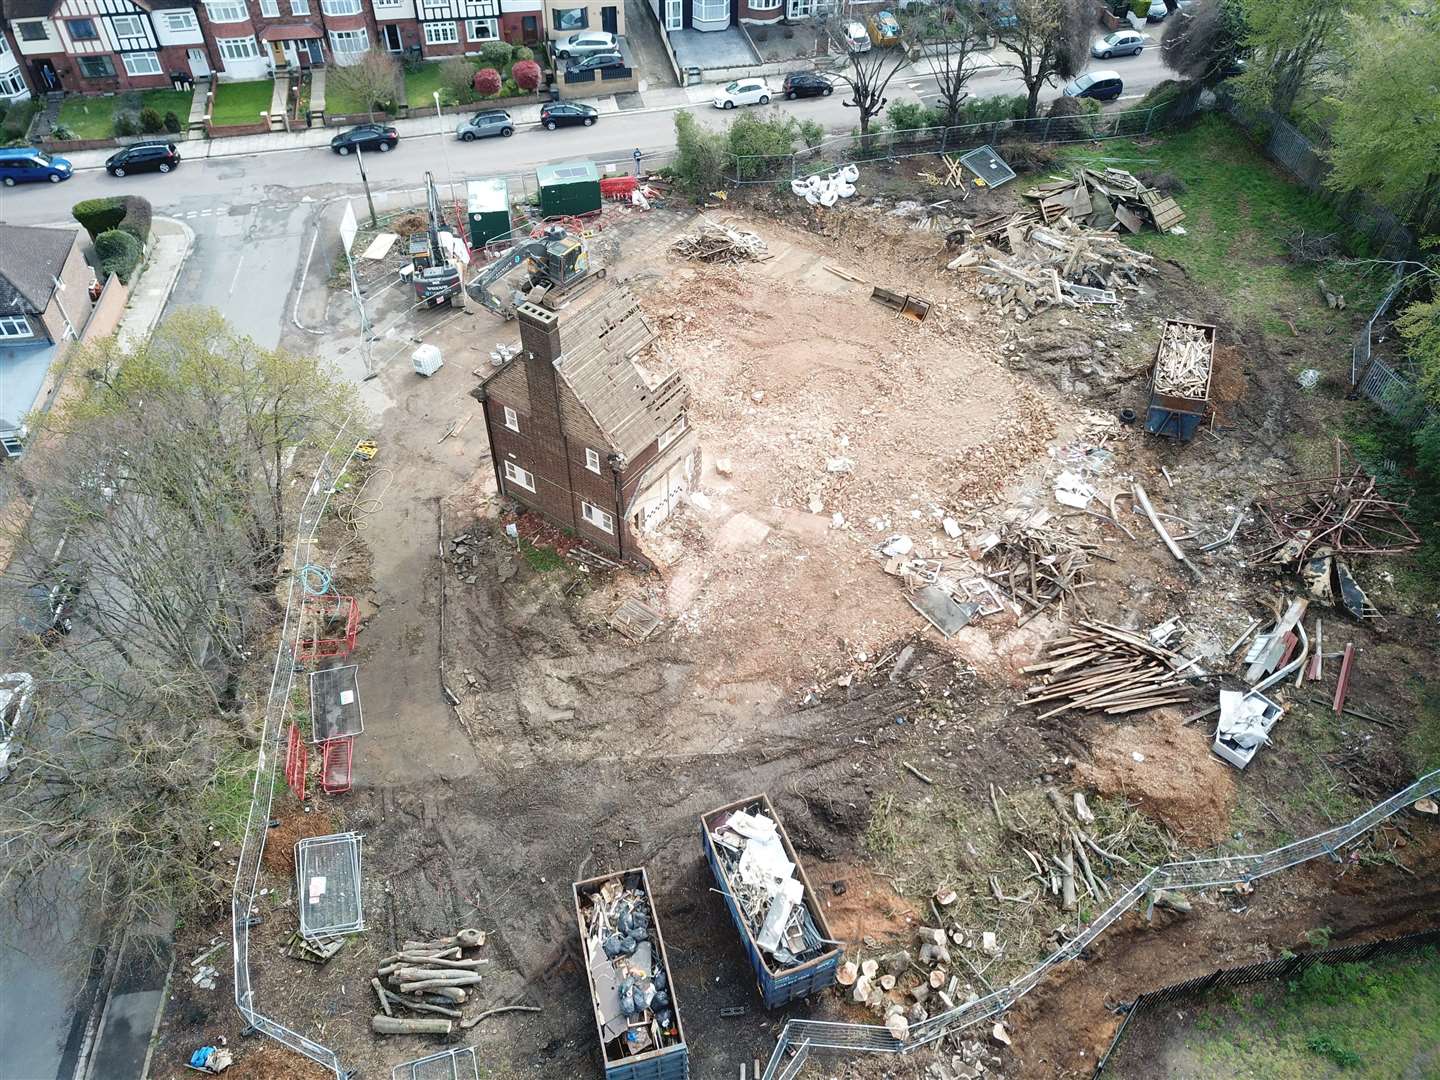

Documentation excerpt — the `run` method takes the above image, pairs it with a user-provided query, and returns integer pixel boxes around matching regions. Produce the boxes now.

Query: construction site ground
[151,134,1438,1080]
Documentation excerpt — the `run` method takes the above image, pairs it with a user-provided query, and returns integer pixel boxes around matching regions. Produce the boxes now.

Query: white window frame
[553,6,587,30]
[664,0,681,30]
[329,27,369,56]
[0,70,25,97]
[503,460,535,492]
[205,1,250,24]
[321,0,362,14]
[110,12,147,37]
[0,315,33,339]
[0,32,10,55]
[693,0,728,21]
[216,34,261,60]
[161,10,198,31]
[656,415,687,452]
[290,0,310,12]
[502,405,519,432]
[584,448,601,474]
[121,51,163,76]
[260,0,279,15]
[580,500,614,534]
[424,20,459,44]
[750,0,782,9]
[466,17,498,41]
[374,0,402,7]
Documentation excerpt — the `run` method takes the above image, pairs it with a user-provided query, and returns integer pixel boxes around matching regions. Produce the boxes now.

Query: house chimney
[516,301,565,445]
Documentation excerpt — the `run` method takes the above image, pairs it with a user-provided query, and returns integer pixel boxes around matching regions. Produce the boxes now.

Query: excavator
[467,223,608,320]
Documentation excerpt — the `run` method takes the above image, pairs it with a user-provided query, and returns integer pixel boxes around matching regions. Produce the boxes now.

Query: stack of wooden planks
[1022,622,1196,719]
[1023,167,1185,234]
[976,514,1100,626]
[1152,321,1214,399]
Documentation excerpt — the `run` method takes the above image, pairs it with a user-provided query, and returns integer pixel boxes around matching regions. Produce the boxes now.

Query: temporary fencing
[761,766,1440,1079]
[1349,272,1434,431]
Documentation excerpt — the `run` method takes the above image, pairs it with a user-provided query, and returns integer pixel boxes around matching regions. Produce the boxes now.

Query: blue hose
[299,564,332,596]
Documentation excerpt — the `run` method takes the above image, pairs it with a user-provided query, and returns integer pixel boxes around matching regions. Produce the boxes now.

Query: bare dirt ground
[151,169,1439,1080]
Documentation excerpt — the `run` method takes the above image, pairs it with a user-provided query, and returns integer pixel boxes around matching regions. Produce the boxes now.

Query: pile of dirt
[260,804,338,874]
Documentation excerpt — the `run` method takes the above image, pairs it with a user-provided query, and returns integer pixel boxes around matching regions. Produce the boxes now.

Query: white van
[843,21,872,52]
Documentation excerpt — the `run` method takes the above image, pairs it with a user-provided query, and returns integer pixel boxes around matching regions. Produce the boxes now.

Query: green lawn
[210,79,274,126]
[1058,116,1388,337]
[56,88,193,139]
[403,57,540,110]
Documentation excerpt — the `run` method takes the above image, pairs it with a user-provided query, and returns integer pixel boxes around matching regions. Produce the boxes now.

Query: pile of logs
[370,928,488,1037]
[671,221,768,264]
[1023,167,1185,234]
[1152,321,1214,400]
[947,213,1158,320]
[974,514,1101,626]
[1022,622,1197,719]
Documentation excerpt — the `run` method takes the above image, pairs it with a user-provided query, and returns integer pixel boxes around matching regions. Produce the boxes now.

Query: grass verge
[57,89,194,139]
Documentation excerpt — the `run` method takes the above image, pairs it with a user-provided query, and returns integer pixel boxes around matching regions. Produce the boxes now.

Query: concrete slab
[669,28,759,72]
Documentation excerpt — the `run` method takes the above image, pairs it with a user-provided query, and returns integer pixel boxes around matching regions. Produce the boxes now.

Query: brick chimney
[517,301,564,445]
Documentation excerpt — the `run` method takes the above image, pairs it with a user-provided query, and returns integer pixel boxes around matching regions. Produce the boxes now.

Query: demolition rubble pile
[1152,320,1213,399]
[368,928,499,1036]
[708,805,828,968]
[671,221,768,264]
[972,508,1098,626]
[577,876,679,1061]
[1022,621,1200,719]
[1025,167,1185,235]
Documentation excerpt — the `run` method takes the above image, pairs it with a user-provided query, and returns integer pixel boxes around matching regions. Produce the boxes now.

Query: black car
[330,124,399,156]
[105,142,180,177]
[564,51,625,76]
[783,71,833,100]
[540,102,598,130]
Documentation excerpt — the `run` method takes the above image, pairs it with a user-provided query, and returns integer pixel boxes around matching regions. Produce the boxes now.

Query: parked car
[1145,0,1169,20]
[330,124,399,155]
[867,9,902,45]
[539,102,598,130]
[783,71,834,99]
[104,142,179,177]
[1092,30,1145,57]
[1062,70,1124,102]
[0,672,35,782]
[455,109,514,141]
[565,51,625,76]
[843,20,872,52]
[712,78,772,109]
[0,147,73,187]
[554,30,618,58]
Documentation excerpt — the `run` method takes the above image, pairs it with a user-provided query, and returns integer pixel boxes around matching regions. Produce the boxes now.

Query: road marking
[228,255,245,297]
[200,208,214,215]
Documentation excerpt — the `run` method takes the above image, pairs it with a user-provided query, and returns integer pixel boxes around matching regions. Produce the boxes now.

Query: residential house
[644,0,826,34]
[473,287,697,565]
[0,225,94,459]
[543,0,619,41]
[369,0,503,59]
[0,19,34,101]
[1,0,211,94]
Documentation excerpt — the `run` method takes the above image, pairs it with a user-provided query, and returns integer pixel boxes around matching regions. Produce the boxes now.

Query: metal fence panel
[393,1047,481,1080]
[296,833,365,937]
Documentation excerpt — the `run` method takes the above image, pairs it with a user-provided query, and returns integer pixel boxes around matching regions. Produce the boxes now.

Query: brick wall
[82,273,129,342]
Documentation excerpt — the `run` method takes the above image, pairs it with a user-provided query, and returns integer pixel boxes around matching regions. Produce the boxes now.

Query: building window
[329,28,369,57]
[321,0,362,15]
[291,0,310,13]
[693,0,728,20]
[216,35,262,60]
[110,13,147,37]
[205,1,250,23]
[581,501,614,534]
[77,55,117,78]
[0,70,25,97]
[18,21,49,42]
[161,10,198,31]
[502,405,519,432]
[503,460,535,492]
[0,33,10,55]
[0,316,32,339]
[122,51,163,76]
[466,18,498,41]
[656,415,687,452]
[66,18,99,40]
[585,448,601,474]
[423,21,458,44]
[374,0,402,7]
[260,0,279,15]
[663,0,681,29]
[552,7,587,30]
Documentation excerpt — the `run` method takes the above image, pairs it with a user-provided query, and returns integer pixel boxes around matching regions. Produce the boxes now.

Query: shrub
[479,41,512,68]
[439,57,479,104]
[114,113,139,137]
[1129,0,1149,17]
[163,110,182,134]
[512,59,543,92]
[511,44,535,63]
[50,123,75,141]
[727,113,799,181]
[474,67,502,96]
[1139,79,1187,109]
[1002,141,1059,171]
[116,195,152,245]
[887,101,940,132]
[501,77,519,97]
[672,110,728,201]
[1046,94,1098,140]
[94,228,144,284]
[797,117,825,149]
[73,196,127,240]
[955,95,1028,126]
[2,123,24,144]
[139,107,164,133]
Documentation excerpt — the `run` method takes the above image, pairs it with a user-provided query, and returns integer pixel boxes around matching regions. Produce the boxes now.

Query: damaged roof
[554,287,687,462]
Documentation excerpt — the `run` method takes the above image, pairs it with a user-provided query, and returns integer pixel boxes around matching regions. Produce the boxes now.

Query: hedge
[73,195,152,245]
[116,195,152,245]
[94,228,143,284]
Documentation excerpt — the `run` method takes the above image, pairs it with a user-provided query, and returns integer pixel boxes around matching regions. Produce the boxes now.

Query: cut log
[371,1015,452,1036]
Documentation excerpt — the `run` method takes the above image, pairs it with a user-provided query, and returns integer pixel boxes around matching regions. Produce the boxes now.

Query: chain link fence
[1349,272,1434,430]
[761,766,1440,1079]
[231,420,359,1080]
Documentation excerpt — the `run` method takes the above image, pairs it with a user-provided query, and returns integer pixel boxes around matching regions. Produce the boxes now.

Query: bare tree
[914,0,986,128]
[1161,0,1248,85]
[985,0,1091,119]
[825,10,914,137]
[328,49,403,119]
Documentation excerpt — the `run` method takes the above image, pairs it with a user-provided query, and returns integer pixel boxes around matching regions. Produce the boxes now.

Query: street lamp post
[353,145,379,228]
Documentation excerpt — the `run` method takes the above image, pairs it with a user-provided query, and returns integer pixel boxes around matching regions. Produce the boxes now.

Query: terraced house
[195,0,373,77]
[0,21,33,101]
[370,0,505,58]
[0,0,210,93]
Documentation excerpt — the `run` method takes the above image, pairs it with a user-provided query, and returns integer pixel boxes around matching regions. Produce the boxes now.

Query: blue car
[0,146,73,186]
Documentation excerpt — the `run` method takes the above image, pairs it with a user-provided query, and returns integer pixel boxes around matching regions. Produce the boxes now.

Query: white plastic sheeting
[791,164,860,208]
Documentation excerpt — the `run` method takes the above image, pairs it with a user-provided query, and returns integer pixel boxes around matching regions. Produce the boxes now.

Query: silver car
[1092,30,1145,57]
[455,109,514,142]
[555,30,618,58]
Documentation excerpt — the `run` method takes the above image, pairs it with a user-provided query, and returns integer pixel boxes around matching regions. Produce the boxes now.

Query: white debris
[881,535,914,557]
[826,456,855,473]
[943,517,962,539]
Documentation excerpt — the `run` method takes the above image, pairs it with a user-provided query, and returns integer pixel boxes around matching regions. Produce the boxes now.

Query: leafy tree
[1160,0,1249,84]
[512,59,543,92]
[1325,13,1440,233]
[728,112,801,180]
[797,117,826,148]
[439,57,479,104]
[985,0,1091,119]
[328,49,402,117]
[672,110,728,200]
[474,67,502,96]
[1233,0,1376,117]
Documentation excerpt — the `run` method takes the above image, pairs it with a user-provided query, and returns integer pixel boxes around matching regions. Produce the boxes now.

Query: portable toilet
[536,160,602,219]
[467,178,511,249]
